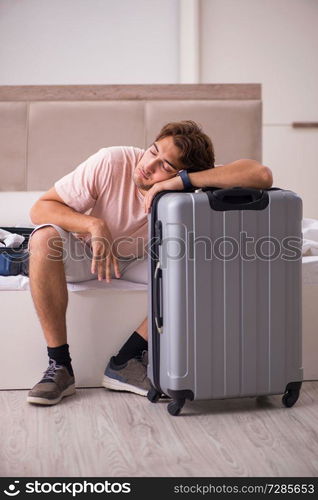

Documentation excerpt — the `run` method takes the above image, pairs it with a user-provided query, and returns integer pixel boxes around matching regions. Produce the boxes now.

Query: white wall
[1,0,317,216]
[201,0,318,123]
[0,0,179,84]
[200,0,318,218]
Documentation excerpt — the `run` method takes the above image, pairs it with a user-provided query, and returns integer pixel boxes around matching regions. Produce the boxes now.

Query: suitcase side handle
[206,187,269,211]
[154,261,163,334]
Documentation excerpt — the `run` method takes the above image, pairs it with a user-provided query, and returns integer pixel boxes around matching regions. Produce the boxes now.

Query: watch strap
[178,169,193,190]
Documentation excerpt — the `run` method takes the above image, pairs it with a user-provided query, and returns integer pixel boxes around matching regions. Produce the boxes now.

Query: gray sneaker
[102,350,151,396]
[27,359,75,405]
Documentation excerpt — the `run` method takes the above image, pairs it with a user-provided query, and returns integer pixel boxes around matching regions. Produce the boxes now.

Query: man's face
[134,136,185,193]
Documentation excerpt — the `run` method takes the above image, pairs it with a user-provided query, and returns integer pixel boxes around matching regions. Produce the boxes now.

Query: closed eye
[150,149,173,173]
[161,164,172,173]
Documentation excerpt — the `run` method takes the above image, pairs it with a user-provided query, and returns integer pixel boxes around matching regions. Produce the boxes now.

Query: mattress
[302,218,318,285]
[0,217,317,291]
[302,256,318,285]
[0,259,315,292]
[0,275,147,292]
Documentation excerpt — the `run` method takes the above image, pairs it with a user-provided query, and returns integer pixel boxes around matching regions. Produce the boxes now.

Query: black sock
[113,332,148,365]
[47,343,74,376]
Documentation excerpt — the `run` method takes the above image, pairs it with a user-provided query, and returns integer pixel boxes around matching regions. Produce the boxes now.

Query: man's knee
[29,225,64,260]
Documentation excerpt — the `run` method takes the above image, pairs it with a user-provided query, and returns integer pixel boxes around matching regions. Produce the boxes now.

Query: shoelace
[141,351,149,381]
[41,360,62,381]
[133,351,148,381]
[139,350,148,367]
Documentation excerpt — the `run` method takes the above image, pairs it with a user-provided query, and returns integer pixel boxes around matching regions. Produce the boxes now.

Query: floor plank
[0,382,317,477]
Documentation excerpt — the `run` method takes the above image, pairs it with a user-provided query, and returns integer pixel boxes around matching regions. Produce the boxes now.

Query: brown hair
[155,120,215,172]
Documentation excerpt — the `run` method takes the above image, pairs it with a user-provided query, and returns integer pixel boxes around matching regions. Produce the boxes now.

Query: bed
[1,83,315,389]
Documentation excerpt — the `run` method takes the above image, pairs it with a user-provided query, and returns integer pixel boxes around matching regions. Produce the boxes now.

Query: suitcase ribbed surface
[149,189,303,401]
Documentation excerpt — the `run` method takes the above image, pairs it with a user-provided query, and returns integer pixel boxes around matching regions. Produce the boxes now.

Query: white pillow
[0,191,44,227]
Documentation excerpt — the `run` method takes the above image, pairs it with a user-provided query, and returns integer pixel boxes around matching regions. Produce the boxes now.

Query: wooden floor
[1,382,317,477]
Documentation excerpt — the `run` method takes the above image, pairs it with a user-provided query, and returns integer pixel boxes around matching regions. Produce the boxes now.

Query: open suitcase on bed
[0,227,33,276]
[147,187,303,415]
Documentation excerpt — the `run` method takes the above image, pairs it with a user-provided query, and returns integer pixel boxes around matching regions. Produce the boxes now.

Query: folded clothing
[302,218,318,256]
[0,228,25,248]
[0,227,33,276]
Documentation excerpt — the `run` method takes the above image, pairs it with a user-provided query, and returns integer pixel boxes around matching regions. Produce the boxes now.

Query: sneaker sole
[26,384,76,405]
[102,375,148,397]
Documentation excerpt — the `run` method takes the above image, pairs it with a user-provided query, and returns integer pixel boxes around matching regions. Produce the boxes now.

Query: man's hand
[89,219,121,282]
[144,175,184,213]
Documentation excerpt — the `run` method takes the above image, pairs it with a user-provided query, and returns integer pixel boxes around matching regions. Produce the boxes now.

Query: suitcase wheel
[167,399,186,416]
[147,387,161,403]
[282,390,300,408]
[282,381,302,408]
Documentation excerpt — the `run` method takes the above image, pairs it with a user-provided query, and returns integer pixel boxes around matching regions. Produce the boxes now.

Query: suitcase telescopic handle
[206,187,269,211]
[154,261,163,334]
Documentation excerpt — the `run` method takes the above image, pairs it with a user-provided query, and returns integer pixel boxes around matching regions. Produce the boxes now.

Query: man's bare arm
[30,187,120,281]
[143,159,274,213]
[188,159,273,189]
[30,187,103,233]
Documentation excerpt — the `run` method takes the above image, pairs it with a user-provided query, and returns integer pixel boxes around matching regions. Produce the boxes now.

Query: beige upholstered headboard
[0,84,262,191]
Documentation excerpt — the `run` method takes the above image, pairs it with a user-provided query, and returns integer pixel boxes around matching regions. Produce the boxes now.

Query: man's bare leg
[28,226,68,347]
[135,317,148,341]
[27,226,75,405]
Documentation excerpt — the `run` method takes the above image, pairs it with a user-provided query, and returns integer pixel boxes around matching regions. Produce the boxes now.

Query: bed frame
[3,83,295,389]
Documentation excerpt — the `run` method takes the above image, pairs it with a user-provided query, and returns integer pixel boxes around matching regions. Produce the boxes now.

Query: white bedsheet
[301,256,318,285]
[300,218,318,285]
[302,218,318,257]
[1,260,317,290]
[0,275,147,292]
[1,217,317,290]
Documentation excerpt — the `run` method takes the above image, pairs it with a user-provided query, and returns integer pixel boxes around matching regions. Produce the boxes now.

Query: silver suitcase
[147,187,303,415]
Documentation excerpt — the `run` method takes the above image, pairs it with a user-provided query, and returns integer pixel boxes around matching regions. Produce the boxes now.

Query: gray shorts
[28,223,148,285]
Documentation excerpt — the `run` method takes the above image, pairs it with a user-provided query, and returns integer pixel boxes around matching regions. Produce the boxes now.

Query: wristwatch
[178,169,193,190]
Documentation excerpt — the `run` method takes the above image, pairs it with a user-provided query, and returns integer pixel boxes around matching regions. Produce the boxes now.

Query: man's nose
[144,158,157,174]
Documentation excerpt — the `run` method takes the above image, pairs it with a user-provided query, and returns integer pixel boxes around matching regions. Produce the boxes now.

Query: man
[26,120,273,405]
